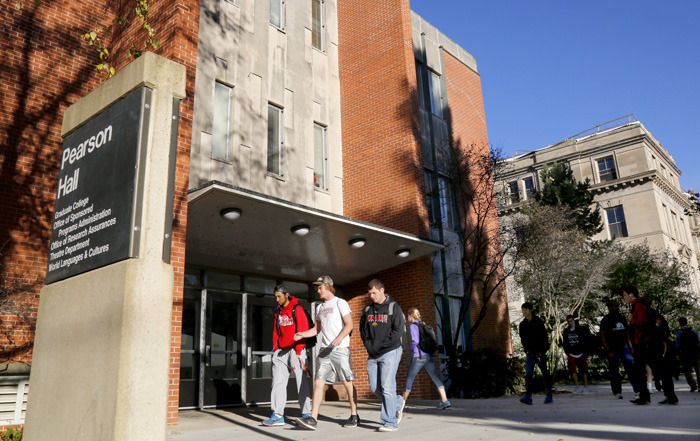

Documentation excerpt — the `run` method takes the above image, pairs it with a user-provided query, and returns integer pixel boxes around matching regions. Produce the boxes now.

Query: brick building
[1,0,509,427]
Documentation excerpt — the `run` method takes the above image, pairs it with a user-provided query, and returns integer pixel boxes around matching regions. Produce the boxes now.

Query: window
[523,177,535,200]
[313,123,327,189]
[429,71,443,118]
[267,104,283,175]
[312,0,324,50]
[606,206,628,239]
[438,177,458,229]
[671,211,680,241]
[508,181,520,204]
[270,0,284,28]
[597,156,617,182]
[212,82,232,160]
[415,61,426,110]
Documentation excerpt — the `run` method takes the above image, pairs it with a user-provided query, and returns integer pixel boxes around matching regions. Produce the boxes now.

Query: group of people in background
[519,284,700,406]
[263,276,449,432]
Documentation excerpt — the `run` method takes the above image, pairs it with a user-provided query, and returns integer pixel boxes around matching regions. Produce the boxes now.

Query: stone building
[496,116,700,319]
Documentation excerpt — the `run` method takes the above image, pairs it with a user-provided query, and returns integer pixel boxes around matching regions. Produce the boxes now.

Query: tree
[604,243,698,325]
[429,142,518,396]
[685,189,700,216]
[534,162,603,236]
[513,203,617,374]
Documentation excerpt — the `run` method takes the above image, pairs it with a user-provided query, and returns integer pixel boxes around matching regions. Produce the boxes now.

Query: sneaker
[658,398,679,405]
[377,425,398,432]
[436,400,451,410]
[343,414,360,428]
[582,388,590,395]
[519,396,533,405]
[295,415,317,430]
[630,398,650,405]
[396,398,405,424]
[262,413,284,426]
[544,395,553,404]
[614,393,623,399]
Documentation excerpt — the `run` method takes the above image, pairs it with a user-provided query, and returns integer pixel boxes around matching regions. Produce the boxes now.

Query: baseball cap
[312,275,333,286]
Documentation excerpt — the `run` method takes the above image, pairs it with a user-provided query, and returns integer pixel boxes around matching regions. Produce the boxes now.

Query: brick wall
[337,0,440,400]
[0,0,200,426]
[442,52,511,354]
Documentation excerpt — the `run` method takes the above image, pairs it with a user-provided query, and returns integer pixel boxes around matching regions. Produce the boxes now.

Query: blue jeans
[404,355,444,392]
[524,353,552,397]
[367,347,403,428]
[608,345,639,395]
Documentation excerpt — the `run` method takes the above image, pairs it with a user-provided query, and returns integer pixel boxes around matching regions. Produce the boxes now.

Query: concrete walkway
[167,381,700,441]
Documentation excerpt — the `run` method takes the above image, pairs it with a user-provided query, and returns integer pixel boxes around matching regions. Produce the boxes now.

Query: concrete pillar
[24,52,186,441]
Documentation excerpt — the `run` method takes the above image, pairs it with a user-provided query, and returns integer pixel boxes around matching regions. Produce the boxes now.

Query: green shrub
[456,348,524,398]
[0,427,22,441]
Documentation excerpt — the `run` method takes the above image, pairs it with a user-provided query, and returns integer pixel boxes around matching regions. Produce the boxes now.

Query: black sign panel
[46,87,150,284]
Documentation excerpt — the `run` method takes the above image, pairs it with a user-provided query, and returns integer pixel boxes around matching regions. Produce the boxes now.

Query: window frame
[606,205,628,239]
[270,0,285,29]
[311,0,325,51]
[508,181,520,204]
[267,103,284,176]
[596,156,618,183]
[313,123,328,190]
[428,70,444,118]
[211,81,233,160]
[523,177,535,200]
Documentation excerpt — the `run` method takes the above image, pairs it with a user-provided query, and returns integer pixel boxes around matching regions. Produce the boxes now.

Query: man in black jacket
[519,302,553,405]
[562,315,591,395]
[360,279,406,432]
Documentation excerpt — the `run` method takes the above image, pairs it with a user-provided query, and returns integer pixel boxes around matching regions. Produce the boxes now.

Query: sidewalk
[167,382,700,441]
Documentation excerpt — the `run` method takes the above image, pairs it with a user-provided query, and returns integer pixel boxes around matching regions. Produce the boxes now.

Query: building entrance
[178,278,313,409]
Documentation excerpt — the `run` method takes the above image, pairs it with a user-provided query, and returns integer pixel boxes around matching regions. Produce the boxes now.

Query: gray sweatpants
[271,348,312,416]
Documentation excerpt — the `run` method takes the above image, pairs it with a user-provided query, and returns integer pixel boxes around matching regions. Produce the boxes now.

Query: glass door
[203,291,243,407]
[178,288,199,409]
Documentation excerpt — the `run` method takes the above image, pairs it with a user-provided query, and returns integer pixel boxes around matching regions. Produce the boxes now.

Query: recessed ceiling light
[220,207,242,221]
[395,248,411,258]
[349,238,366,248]
[291,224,311,236]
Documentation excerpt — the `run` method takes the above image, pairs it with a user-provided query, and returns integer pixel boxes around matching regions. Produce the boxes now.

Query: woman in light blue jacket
[402,307,450,409]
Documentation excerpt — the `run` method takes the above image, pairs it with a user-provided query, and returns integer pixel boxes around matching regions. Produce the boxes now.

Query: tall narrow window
[597,156,617,182]
[415,61,427,110]
[314,123,327,189]
[270,0,284,28]
[523,177,535,200]
[429,71,443,118]
[212,82,232,160]
[508,181,520,204]
[606,206,628,239]
[267,104,283,175]
[438,176,457,229]
[312,0,324,51]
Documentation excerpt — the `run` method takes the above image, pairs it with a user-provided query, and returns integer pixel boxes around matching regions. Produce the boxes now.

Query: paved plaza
[167,381,700,441]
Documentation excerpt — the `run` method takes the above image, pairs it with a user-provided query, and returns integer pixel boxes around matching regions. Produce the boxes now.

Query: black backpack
[277,304,316,349]
[417,322,438,354]
[646,307,668,341]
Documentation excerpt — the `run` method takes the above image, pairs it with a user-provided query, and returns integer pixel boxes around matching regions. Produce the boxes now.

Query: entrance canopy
[186,181,442,285]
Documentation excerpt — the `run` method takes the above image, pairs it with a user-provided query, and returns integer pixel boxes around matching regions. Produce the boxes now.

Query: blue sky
[409,0,700,190]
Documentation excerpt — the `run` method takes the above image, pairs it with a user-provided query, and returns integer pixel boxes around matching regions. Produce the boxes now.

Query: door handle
[247,347,252,367]
[205,345,211,367]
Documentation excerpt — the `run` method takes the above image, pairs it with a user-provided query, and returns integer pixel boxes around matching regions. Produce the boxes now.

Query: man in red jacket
[262,284,312,426]
[623,284,655,405]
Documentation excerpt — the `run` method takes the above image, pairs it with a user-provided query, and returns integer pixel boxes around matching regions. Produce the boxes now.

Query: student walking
[262,284,312,426]
[600,299,639,399]
[293,276,358,430]
[562,315,591,395]
[360,279,405,432]
[518,302,553,405]
[675,317,700,392]
[401,307,450,409]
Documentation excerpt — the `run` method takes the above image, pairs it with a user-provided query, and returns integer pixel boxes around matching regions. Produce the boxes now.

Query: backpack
[277,304,316,349]
[678,328,700,357]
[362,300,408,348]
[646,307,668,341]
[417,322,438,354]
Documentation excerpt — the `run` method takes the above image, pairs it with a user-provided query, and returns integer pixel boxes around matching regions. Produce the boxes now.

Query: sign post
[24,53,186,441]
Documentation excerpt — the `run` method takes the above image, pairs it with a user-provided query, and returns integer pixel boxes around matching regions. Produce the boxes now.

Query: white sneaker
[582,388,589,395]
[573,386,581,395]
[378,425,397,432]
